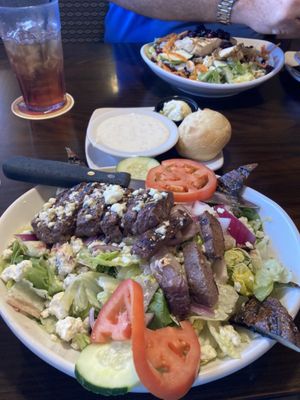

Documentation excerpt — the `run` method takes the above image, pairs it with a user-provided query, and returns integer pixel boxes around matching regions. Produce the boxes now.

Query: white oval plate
[0,185,299,389]
[141,38,285,97]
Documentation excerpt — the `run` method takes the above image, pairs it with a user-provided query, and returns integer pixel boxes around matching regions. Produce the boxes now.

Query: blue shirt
[104,3,261,43]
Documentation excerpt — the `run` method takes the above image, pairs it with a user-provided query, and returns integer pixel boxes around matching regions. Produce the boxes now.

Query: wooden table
[0,42,300,400]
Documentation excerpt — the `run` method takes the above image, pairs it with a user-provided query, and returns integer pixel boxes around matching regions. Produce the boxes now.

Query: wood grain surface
[0,42,300,400]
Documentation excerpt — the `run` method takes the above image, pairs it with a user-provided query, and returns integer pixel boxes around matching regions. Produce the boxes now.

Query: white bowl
[140,38,285,98]
[0,185,299,391]
[86,109,179,158]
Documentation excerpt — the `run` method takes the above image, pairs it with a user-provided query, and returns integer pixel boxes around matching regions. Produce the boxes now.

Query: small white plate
[86,108,179,158]
[285,51,300,82]
[85,107,224,171]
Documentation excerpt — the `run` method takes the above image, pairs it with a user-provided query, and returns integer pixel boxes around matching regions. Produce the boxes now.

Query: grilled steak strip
[198,211,225,261]
[232,297,300,352]
[132,191,174,235]
[150,247,190,320]
[182,241,218,308]
[75,184,106,237]
[32,182,93,245]
[132,206,193,259]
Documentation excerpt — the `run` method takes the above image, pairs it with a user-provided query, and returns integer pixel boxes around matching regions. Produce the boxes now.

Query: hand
[231,0,300,37]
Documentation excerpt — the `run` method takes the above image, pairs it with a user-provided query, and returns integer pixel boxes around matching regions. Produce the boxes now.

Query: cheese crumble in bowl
[154,95,199,125]
[87,109,179,158]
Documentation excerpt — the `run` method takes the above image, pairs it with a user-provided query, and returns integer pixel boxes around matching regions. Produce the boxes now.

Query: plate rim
[0,183,299,390]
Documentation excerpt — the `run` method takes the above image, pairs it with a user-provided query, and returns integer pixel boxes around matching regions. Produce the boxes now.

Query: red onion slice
[214,206,256,246]
[15,233,38,241]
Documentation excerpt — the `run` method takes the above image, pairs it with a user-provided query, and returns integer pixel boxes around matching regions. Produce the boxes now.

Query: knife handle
[2,156,131,188]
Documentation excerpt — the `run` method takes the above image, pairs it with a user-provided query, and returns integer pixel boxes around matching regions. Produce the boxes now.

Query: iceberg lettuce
[60,271,102,319]
[24,258,63,296]
[254,258,292,301]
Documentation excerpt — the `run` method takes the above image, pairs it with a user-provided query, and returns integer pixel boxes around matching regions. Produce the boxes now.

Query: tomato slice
[91,279,144,343]
[91,278,201,400]
[132,321,201,400]
[146,158,217,203]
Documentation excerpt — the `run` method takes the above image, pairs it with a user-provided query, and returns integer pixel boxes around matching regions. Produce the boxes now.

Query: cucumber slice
[75,341,140,396]
[116,157,160,180]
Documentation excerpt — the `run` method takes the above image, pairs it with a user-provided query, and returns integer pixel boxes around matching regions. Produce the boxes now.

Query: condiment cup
[154,95,199,126]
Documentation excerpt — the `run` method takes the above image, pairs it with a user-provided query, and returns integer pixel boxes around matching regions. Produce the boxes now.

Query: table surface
[0,42,300,400]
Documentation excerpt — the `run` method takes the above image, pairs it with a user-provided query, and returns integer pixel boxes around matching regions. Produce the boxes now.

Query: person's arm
[109,0,219,22]
[110,0,300,37]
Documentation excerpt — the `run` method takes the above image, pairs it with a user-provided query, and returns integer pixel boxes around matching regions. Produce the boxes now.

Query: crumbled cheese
[201,343,217,364]
[155,225,167,236]
[103,185,124,205]
[52,243,75,277]
[132,201,144,212]
[148,188,166,201]
[132,188,144,196]
[110,202,126,217]
[219,325,241,347]
[234,281,242,292]
[1,260,32,283]
[216,207,225,214]
[55,316,85,342]
[70,237,83,254]
[47,292,68,320]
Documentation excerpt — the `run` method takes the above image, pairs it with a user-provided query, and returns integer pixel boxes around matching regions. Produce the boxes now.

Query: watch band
[217,0,238,24]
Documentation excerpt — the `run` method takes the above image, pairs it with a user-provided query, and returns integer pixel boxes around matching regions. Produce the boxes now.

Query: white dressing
[95,113,170,153]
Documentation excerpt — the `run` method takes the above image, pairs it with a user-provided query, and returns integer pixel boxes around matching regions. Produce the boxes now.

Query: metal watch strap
[217,0,237,24]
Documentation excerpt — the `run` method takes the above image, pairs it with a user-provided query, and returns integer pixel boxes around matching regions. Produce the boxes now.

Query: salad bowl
[140,38,285,97]
[0,183,299,392]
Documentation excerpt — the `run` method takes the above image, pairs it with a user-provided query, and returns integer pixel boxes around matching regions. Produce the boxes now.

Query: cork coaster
[11,93,74,120]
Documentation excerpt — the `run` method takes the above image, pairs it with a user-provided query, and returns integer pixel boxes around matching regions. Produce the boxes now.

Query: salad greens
[147,29,273,84]
[0,198,294,363]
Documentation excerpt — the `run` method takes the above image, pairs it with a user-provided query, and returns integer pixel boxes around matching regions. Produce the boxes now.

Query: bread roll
[176,108,232,161]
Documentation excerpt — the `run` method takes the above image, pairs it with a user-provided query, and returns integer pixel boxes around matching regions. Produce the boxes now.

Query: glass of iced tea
[0,0,67,114]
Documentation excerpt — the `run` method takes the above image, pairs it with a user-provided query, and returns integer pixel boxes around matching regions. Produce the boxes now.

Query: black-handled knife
[2,156,136,188]
[2,156,258,208]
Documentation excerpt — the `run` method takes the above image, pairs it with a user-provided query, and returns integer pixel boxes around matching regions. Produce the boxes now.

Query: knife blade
[2,156,258,209]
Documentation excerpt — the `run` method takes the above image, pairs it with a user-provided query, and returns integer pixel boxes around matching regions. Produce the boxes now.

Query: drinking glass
[0,0,67,114]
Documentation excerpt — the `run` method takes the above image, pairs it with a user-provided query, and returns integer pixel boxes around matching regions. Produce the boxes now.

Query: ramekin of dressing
[87,109,178,158]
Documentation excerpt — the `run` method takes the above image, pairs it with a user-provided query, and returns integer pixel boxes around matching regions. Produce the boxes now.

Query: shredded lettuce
[77,249,140,272]
[24,258,63,296]
[71,333,90,350]
[207,321,244,359]
[96,275,120,307]
[10,240,28,264]
[148,289,173,329]
[60,271,102,319]
[254,258,292,301]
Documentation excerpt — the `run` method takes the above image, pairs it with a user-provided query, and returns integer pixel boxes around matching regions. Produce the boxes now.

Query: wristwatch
[217,0,238,24]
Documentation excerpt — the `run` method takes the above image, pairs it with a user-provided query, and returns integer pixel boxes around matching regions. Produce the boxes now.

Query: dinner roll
[176,108,232,161]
